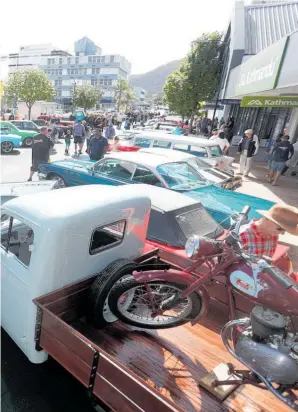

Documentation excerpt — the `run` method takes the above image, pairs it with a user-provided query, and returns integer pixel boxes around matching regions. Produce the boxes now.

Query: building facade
[219,0,298,145]
[133,86,147,108]
[5,37,131,110]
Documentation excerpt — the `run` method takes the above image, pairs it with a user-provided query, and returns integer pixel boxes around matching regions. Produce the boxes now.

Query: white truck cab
[1,185,151,363]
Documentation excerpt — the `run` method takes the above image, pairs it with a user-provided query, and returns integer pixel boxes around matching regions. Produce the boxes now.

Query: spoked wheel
[49,174,66,188]
[1,141,14,153]
[108,277,203,329]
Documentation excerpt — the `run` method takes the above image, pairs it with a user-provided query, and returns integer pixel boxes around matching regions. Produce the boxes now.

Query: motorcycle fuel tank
[228,261,298,317]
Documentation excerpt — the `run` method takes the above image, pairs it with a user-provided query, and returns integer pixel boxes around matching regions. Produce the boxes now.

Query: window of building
[132,165,161,186]
[108,79,112,86]
[88,57,92,63]
[92,68,95,74]
[59,58,62,65]
[110,55,114,63]
[100,79,104,85]
[1,215,34,267]
[89,220,126,255]
[100,56,105,63]
[67,57,71,65]
[83,68,87,75]
[75,57,79,64]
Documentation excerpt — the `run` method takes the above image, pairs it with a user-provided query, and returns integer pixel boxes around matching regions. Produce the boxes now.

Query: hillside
[130,59,182,94]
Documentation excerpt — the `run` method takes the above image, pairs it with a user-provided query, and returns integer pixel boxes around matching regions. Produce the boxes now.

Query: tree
[73,85,103,111]
[121,88,137,112]
[163,32,223,124]
[5,70,55,119]
[113,79,131,111]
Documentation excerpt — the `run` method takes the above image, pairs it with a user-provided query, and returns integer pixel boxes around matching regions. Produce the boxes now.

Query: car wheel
[1,141,14,154]
[23,137,34,147]
[49,174,66,188]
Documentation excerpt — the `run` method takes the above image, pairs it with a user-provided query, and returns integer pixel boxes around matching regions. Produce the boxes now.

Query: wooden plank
[95,354,181,412]
[93,375,145,412]
[34,276,95,306]
[44,287,89,316]
[39,328,91,388]
[41,310,95,366]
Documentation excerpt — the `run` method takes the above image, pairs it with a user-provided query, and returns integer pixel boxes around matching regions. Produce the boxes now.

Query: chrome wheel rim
[116,284,193,325]
[51,176,66,188]
[25,138,33,146]
[1,142,13,153]
[103,289,135,323]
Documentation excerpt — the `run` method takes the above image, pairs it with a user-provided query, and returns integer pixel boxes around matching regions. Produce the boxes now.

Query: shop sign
[241,95,298,108]
[220,99,241,105]
[235,37,288,96]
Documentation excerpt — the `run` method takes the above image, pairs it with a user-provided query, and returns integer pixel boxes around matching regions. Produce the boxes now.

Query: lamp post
[72,81,77,113]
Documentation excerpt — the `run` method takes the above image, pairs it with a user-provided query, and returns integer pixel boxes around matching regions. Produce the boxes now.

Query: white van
[116,131,234,172]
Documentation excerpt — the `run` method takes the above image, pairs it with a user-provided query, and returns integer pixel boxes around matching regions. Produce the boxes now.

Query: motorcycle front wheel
[108,276,203,329]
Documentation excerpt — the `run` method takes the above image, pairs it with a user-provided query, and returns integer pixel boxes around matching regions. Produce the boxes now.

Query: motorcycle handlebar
[261,266,296,289]
[234,205,251,235]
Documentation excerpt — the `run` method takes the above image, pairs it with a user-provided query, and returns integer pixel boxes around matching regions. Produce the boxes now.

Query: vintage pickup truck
[1,184,294,412]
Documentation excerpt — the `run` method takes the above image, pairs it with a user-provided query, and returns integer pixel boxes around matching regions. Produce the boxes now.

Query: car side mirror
[87,165,94,173]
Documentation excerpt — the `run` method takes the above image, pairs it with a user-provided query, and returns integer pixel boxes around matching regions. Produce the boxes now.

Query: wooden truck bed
[33,275,293,412]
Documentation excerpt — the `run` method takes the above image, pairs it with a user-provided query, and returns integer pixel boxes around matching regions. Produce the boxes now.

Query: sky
[0,0,235,75]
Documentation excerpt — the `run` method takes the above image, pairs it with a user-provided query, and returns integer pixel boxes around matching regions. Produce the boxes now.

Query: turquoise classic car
[38,151,275,227]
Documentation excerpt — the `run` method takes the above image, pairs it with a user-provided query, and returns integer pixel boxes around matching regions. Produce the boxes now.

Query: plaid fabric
[239,220,278,257]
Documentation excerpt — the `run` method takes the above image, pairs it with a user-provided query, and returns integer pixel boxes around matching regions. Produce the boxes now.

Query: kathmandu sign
[241,96,298,108]
[235,37,288,96]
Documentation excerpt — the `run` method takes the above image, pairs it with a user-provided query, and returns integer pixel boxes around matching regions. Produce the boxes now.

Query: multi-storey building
[4,37,131,110]
[133,86,147,108]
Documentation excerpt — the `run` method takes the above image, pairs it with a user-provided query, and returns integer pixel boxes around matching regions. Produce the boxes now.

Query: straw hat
[257,204,298,235]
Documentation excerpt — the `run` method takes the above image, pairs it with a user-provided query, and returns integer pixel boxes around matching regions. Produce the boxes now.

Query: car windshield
[157,162,209,190]
[210,145,222,157]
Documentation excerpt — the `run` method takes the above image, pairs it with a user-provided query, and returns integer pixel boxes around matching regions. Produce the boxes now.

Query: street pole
[72,81,76,114]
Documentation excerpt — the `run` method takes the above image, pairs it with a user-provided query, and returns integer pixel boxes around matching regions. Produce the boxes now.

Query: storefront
[222,31,298,145]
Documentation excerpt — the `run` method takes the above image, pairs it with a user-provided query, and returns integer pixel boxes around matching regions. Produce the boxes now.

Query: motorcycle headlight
[185,235,200,258]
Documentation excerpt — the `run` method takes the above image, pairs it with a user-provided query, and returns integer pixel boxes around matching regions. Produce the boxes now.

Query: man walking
[73,120,85,155]
[89,127,109,161]
[28,127,54,181]
[105,123,116,139]
[267,135,294,185]
[238,129,259,177]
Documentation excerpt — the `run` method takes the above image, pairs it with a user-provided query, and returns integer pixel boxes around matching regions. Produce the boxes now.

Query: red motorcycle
[107,206,298,330]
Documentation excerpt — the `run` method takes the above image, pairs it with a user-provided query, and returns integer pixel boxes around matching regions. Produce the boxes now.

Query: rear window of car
[173,143,189,153]
[134,137,152,148]
[89,220,126,255]
[189,145,208,158]
[210,145,222,157]
[153,140,171,148]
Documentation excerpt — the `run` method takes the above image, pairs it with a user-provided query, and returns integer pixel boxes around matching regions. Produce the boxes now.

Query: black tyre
[108,277,202,329]
[1,141,14,154]
[87,258,136,328]
[48,173,67,188]
[23,137,34,147]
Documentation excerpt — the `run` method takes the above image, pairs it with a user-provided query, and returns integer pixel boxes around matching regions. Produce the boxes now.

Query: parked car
[1,181,58,204]
[11,120,41,133]
[139,148,241,188]
[0,133,22,154]
[107,131,234,172]
[38,151,275,227]
[32,119,47,127]
[0,121,38,147]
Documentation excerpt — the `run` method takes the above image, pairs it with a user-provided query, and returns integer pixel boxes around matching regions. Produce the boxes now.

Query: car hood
[181,185,275,219]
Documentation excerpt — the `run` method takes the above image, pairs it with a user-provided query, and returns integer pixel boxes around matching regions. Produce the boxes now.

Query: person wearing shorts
[28,127,54,181]
[267,135,294,185]
[73,120,85,155]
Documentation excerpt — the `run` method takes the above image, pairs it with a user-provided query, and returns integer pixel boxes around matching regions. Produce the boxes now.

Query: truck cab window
[90,220,126,255]
[1,215,34,267]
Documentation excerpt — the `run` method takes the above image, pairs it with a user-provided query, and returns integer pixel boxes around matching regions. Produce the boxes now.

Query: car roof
[3,184,198,224]
[135,131,217,146]
[3,185,150,227]
[140,147,196,160]
[105,151,191,168]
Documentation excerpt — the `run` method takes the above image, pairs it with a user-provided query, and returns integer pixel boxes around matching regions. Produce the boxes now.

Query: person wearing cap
[239,203,298,281]
[238,129,259,177]
[267,135,294,185]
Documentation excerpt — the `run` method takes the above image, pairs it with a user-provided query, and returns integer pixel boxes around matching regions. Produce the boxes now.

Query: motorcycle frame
[133,247,243,322]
